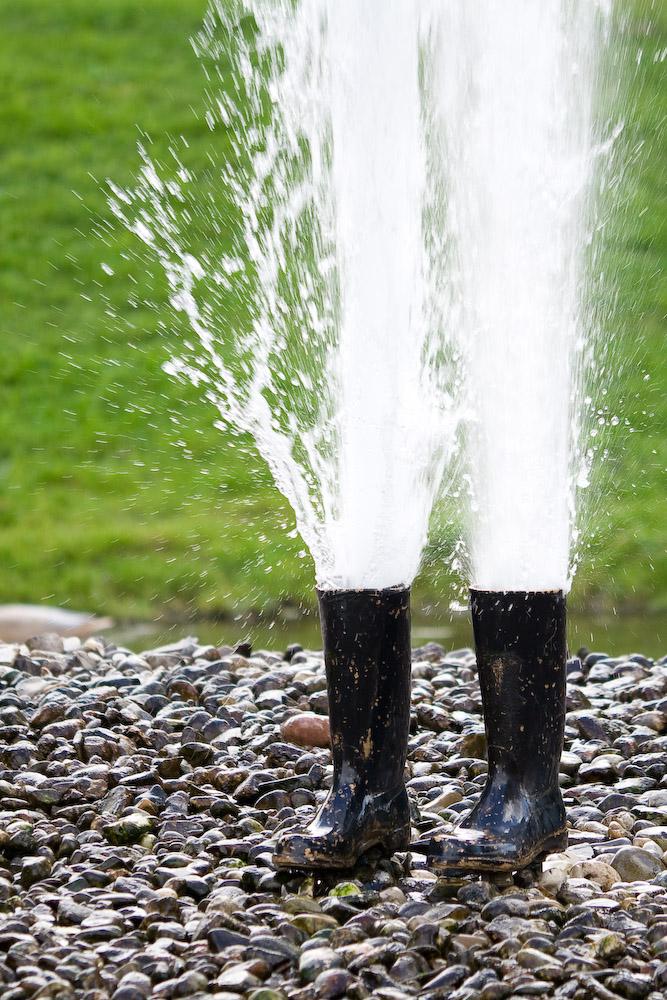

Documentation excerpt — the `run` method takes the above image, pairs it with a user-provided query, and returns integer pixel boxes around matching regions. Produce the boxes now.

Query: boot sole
[428,828,568,875]
[273,824,411,872]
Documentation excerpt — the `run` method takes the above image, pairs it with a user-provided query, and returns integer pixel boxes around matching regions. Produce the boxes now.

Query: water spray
[111,0,456,871]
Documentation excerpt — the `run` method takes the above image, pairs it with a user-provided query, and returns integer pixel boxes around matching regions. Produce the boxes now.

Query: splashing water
[109,0,458,593]
[109,0,624,601]
[430,0,620,593]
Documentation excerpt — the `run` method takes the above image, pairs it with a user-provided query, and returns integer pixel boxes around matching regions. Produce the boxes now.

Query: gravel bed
[0,632,666,999]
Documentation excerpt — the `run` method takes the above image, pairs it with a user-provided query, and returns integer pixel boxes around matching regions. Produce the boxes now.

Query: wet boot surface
[428,589,568,873]
[273,585,412,870]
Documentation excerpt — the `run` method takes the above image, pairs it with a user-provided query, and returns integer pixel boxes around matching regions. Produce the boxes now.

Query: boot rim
[316,583,410,599]
[470,587,565,598]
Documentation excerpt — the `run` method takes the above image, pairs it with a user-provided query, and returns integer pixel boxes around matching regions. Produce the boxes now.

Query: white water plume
[430,0,619,593]
[109,0,458,592]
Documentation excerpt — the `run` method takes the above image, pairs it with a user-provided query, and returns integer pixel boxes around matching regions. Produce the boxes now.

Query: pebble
[313,968,353,998]
[611,846,664,882]
[0,633,665,999]
[298,947,342,982]
[280,712,331,748]
[103,812,155,845]
[217,965,261,991]
[569,860,619,890]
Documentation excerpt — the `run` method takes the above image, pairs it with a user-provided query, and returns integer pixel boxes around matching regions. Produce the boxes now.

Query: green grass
[0,0,665,625]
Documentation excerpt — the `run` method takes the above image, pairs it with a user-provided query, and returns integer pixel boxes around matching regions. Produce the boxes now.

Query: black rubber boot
[273,585,412,870]
[428,589,568,873]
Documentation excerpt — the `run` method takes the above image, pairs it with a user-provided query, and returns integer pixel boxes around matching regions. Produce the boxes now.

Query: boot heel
[381,824,411,856]
[540,830,568,856]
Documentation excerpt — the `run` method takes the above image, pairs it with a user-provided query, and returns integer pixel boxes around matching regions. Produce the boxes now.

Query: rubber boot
[273,585,412,870]
[428,589,568,873]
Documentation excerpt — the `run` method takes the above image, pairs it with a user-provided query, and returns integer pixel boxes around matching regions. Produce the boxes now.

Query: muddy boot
[428,589,568,873]
[273,586,412,870]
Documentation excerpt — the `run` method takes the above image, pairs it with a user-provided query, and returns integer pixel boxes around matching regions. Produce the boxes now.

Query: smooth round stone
[516,947,561,971]
[312,969,353,998]
[280,713,330,748]
[256,690,287,710]
[594,932,625,961]
[181,741,214,765]
[20,856,52,887]
[557,878,604,904]
[26,633,65,653]
[605,972,653,1000]
[103,812,155,845]
[298,947,342,983]
[634,711,667,733]
[429,786,464,812]
[646,790,667,808]
[569,860,619,890]
[635,827,667,850]
[611,846,663,882]
[292,913,339,935]
[217,966,261,991]
[327,881,361,898]
[560,751,582,775]
[584,652,611,668]
[578,756,622,782]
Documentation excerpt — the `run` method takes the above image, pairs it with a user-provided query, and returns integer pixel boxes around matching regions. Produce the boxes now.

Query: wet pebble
[611,846,663,882]
[280,712,330,748]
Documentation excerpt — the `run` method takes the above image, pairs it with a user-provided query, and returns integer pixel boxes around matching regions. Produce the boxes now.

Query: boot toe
[273,830,353,870]
[427,821,567,873]
[427,828,522,871]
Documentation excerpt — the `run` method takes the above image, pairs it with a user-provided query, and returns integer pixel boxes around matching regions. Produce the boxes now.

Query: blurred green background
[0,1,664,644]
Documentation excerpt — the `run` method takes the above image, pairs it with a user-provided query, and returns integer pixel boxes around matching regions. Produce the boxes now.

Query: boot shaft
[317,586,412,792]
[471,589,567,792]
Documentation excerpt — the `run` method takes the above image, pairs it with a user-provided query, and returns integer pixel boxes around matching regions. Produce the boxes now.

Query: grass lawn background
[0,0,665,627]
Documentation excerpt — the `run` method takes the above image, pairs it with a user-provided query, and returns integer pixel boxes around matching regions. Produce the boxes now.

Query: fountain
[110,0,621,871]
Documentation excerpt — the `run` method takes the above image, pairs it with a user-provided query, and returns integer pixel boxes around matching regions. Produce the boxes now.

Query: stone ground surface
[0,634,666,1000]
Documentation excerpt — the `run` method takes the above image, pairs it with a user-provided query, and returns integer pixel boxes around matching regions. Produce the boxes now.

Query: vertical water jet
[432,0,616,589]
